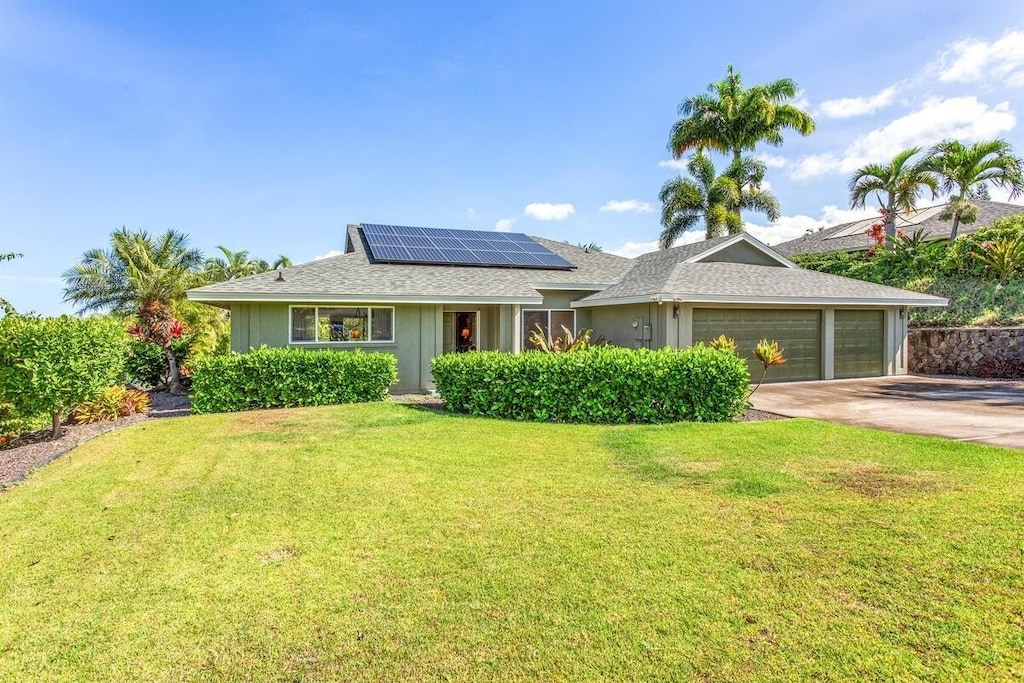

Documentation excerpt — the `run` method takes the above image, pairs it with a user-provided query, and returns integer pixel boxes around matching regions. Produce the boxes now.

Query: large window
[290,306,395,343]
[522,309,576,350]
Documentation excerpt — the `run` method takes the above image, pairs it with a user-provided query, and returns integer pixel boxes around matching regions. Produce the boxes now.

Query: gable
[695,240,789,267]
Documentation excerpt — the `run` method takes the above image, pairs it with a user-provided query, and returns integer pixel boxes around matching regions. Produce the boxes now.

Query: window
[290,306,395,343]
[522,309,576,350]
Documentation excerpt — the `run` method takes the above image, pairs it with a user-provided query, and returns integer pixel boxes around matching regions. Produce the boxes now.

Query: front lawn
[1,404,1022,680]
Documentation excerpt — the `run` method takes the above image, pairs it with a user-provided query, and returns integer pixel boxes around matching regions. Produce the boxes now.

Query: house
[187,223,946,392]
[774,200,1024,257]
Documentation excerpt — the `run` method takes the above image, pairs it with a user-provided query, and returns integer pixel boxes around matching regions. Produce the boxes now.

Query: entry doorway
[443,311,479,353]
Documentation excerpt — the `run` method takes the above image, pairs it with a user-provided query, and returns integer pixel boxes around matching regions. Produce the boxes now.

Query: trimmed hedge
[190,347,398,414]
[431,346,750,423]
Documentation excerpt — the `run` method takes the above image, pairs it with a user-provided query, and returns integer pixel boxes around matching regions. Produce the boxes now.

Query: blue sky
[3,0,1024,315]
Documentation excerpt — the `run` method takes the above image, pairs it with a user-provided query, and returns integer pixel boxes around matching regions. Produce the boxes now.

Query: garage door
[692,308,822,382]
[834,310,885,379]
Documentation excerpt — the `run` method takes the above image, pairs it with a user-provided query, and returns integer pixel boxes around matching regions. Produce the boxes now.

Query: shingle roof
[578,235,945,306]
[774,200,1024,256]
[188,225,635,304]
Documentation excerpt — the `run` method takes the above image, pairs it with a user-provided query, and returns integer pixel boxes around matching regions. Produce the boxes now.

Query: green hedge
[431,346,750,424]
[190,347,398,414]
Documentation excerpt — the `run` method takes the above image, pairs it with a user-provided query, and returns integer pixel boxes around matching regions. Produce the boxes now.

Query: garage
[692,308,822,382]
[834,309,885,379]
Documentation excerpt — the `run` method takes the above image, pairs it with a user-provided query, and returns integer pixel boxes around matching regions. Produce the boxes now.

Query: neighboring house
[187,223,946,392]
[774,200,1024,257]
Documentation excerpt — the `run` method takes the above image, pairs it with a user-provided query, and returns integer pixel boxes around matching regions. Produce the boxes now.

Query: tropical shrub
[72,386,151,424]
[125,336,192,388]
[906,277,1024,327]
[943,217,1024,278]
[190,347,398,414]
[0,315,128,437]
[527,325,600,353]
[431,345,750,424]
[973,235,1024,284]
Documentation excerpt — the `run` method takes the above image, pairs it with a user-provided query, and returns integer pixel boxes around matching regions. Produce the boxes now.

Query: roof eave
[186,291,543,305]
[573,293,948,308]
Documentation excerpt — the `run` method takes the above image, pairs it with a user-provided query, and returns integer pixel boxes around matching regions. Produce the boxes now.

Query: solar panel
[360,224,575,270]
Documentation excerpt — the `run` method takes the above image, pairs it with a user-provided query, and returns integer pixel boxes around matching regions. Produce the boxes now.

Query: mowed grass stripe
[0,403,1021,681]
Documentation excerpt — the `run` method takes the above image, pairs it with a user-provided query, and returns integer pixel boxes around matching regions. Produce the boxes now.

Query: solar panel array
[360,224,575,270]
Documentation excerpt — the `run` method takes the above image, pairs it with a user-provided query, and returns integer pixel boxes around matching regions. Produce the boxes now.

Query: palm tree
[272,255,292,269]
[1,252,23,315]
[849,147,939,242]
[658,153,780,248]
[669,65,815,165]
[63,228,204,394]
[925,139,1024,240]
[205,246,271,281]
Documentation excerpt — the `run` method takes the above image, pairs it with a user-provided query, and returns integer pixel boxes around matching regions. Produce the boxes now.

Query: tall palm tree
[1,252,23,315]
[658,153,780,248]
[849,147,939,241]
[669,66,815,164]
[63,228,204,394]
[205,246,271,281]
[272,255,292,269]
[925,139,1024,240]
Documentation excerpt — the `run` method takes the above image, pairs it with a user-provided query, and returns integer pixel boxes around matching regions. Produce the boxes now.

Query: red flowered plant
[126,319,184,341]
[863,208,903,254]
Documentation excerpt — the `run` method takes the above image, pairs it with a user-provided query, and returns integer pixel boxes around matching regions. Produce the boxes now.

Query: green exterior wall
[230,302,441,394]
[699,241,790,267]
[589,302,665,349]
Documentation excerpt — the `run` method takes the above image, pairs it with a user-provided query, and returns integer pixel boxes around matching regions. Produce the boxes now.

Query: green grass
[1,404,1022,681]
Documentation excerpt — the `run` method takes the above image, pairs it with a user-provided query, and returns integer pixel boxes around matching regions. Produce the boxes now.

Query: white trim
[529,282,613,291]
[189,292,542,305]
[684,233,799,269]
[289,305,396,344]
[572,294,948,308]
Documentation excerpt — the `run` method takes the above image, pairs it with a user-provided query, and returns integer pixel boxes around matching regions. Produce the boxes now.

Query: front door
[443,311,479,353]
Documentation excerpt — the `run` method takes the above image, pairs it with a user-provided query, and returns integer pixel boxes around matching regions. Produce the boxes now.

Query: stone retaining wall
[908,327,1024,375]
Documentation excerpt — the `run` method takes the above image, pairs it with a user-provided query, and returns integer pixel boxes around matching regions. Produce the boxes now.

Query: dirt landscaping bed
[0,391,190,488]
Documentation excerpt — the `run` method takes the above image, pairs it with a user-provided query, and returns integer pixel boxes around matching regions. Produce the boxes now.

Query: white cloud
[314,249,343,260]
[606,205,879,256]
[791,89,810,110]
[609,240,659,258]
[600,199,653,213]
[463,207,481,221]
[608,232,704,258]
[524,202,575,220]
[818,85,898,119]
[790,96,1017,179]
[938,29,1024,86]
[744,205,877,245]
[657,159,687,171]
[755,153,788,168]
[494,218,517,232]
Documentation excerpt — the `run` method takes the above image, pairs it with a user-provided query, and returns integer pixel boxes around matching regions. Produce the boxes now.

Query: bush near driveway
[190,346,398,414]
[431,345,750,423]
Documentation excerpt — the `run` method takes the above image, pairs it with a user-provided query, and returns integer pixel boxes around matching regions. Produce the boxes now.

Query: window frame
[288,305,396,345]
[521,308,576,350]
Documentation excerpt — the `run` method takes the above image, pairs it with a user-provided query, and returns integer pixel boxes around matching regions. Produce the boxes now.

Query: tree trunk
[949,213,961,241]
[51,411,63,439]
[164,345,183,395]
[885,200,897,243]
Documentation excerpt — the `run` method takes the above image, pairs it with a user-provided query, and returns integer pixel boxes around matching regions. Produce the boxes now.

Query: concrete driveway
[750,375,1024,449]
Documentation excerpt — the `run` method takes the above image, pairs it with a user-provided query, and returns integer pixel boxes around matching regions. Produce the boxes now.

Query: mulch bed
[0,391,191,489]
